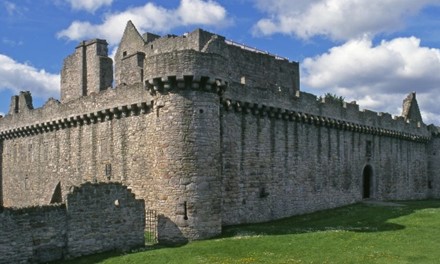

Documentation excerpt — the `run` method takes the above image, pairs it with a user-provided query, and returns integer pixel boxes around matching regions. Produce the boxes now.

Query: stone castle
[1,21,440,244]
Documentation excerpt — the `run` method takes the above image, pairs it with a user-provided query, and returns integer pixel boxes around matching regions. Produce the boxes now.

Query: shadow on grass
[51,243,182,264]
[55,200,440,263]
[220,200,440,238]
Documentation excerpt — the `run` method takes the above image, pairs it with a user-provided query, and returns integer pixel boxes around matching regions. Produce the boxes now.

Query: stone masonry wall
[0,139,2,207]
[203,37,300,98]
[0,182,145,264]
[427,131,440,198]
[66,183,145,258]
[0,84,153,207]
[84,39,113,95]
[114,21,146,86]
[143,50,228,82]
[145,90,222,244]
[0,79,225,243]
[60,39,112,104]
[0,205,66,264]
[120,52,145,85]
[220,108,429,225]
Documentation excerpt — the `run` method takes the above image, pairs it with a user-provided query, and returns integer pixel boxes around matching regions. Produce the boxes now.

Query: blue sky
[2,0,440,124]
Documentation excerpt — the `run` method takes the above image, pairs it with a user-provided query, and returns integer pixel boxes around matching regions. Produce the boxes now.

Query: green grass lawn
[58,200,440,264]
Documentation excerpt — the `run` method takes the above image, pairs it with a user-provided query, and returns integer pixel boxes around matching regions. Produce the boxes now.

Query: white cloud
[3,1,25,16]
[0,54,60,100]
[58,0,229,45]
[301,36,440,124]
[253,0,440,40]
[2,38,23,47]
[4,1,17,15]
[66,0,113,13]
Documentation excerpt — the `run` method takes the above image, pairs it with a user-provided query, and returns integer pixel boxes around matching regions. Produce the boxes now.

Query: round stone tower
[144,50,227,244]
[146,78,225,243]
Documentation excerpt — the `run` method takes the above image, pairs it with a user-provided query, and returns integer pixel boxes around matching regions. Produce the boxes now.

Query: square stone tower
[60,39,113,103]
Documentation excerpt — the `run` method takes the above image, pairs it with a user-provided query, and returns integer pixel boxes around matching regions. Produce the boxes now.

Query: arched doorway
[362,165,373,199]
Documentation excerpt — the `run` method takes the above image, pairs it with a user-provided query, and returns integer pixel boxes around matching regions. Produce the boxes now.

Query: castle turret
[142,50,228,243]
[145,75,225,244]
[60,39,113,103]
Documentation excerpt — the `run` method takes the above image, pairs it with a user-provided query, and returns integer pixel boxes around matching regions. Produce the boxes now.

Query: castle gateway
[1,21,440,243]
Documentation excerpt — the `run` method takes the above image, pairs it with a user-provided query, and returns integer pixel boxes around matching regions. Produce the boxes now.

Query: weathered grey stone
[0,20,439,249]
[0,183,144,263]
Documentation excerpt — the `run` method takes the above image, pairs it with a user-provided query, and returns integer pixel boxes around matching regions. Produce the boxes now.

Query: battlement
[0,83,152,139]
[221,90,430,142]
[115,21,299,98]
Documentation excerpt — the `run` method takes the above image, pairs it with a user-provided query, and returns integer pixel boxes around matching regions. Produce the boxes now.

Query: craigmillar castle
[1,21,440,248]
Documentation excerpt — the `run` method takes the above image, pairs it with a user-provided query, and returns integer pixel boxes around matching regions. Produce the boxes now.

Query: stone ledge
[0,101,153,140]
[222,98,431,143]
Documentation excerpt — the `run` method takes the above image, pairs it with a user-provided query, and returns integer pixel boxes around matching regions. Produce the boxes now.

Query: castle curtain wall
[0,139,3,207]
[220,107,429,226]
[219,67,429,225]
[0,86,224,244]
[0,85,150,207]
[428,136,440,198]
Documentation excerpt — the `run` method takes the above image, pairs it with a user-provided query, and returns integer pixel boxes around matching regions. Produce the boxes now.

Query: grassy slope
[59,200,440,264]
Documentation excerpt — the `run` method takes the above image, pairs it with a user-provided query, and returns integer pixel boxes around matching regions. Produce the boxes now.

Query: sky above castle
[1,0,440,124]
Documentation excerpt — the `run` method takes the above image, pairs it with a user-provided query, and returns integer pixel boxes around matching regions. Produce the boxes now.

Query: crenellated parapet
[221,94,431,143]
[0,101,152,140]
[115,22,299,101]
[144,75,227,95]
[0,83,153,140]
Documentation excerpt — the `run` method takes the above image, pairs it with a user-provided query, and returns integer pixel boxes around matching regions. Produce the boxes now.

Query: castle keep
[1,21,440,244]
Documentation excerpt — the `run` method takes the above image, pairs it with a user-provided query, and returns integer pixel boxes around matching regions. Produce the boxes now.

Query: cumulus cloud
[66,0,113,13]
[58,0,229,45]
[0,54,60,99]
[253,0,440,40]
[301,36,440,124]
